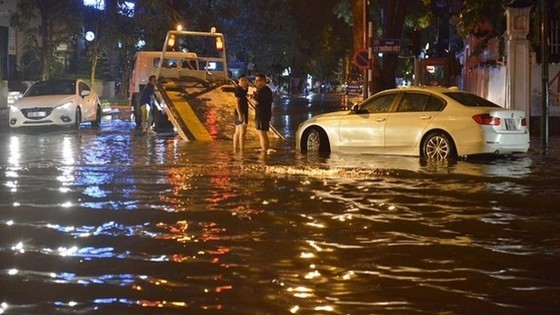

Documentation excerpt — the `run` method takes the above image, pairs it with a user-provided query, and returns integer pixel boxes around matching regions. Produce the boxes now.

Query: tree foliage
[84,0,180,94]
[10,0,82,80]
[8,0,459,93]
[173,0,351,84]
[342,0,433,91]
[11,0,180,96]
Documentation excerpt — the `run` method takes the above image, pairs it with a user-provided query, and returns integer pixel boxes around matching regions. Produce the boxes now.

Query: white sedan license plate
[28,111,47,118]
[504,118,516,130]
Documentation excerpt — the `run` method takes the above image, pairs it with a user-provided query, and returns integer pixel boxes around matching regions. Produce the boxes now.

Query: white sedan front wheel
[304,128,329,153]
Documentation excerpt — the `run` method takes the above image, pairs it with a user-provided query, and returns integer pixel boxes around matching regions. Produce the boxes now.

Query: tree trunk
[39,5,50,80]
[90,20,101,86]
[378,0,406,90]
[91,40,100,86]
[351,0,365,53]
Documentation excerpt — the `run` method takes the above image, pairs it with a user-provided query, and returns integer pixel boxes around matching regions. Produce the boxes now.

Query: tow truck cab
[129,51,202,107]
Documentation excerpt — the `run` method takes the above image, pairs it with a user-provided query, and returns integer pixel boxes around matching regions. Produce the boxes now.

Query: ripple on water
[1,135,560,314]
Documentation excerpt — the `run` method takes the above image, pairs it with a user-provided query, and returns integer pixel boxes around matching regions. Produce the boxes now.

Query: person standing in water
[139,75,158,135]
[252,73,273,153]
[233,75,249,151]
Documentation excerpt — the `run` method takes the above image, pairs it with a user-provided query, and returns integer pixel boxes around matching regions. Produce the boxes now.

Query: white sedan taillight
[472,113,500,125]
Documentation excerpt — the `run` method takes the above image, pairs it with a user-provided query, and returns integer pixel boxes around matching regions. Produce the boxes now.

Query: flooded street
[1,101,560,314]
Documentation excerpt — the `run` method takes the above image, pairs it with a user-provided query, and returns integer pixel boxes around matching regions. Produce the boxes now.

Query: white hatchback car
[296,86,530,159]
[9,79,102,129]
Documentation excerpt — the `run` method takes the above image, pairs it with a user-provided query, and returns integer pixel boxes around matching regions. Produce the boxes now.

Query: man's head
[148,75,157,84]
[255,74,266,88]
[238,75,249,88]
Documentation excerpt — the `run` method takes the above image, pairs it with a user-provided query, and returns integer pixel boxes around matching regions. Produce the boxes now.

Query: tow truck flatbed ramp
[151,28,284,142]
[157,81,213,141]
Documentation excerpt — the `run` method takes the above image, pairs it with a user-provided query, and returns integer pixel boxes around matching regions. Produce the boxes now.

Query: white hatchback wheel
[74,108,82,129]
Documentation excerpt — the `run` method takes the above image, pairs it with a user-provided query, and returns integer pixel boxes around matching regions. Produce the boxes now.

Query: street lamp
[85,31,95,42]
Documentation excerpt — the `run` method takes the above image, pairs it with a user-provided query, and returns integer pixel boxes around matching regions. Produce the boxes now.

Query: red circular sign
[353,49,369,70]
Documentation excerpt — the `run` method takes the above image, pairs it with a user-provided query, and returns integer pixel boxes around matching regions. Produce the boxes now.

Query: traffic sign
[374,39,401,53]
[353,49,369,70]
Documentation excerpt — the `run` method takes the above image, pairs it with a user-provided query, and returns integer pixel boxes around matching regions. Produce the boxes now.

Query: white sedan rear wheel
[423,132,455,160]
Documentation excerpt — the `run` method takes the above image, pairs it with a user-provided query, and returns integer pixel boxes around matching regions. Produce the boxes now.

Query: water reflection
[1,123,559,314]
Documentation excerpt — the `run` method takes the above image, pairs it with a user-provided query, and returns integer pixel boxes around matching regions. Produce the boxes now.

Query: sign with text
[373,39,401,54]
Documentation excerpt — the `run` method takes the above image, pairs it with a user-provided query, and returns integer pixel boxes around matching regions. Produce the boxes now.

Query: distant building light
[206,62,217,70]
[83,0,134,16]
[136,40,145,49]
[83,0,104,10]
[118,1,134,17]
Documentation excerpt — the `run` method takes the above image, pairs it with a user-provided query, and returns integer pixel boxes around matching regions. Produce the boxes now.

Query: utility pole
[362,0,369,100]
[541,0,550,156]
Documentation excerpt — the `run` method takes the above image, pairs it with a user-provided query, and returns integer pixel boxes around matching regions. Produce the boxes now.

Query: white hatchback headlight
[55,101,73,110]
[9,105,20,113]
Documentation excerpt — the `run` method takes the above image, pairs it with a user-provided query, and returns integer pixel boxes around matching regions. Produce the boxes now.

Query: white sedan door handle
[375,118,386,122]
[420,115,432,120]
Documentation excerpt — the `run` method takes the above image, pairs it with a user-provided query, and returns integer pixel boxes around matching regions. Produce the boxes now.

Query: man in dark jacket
[252,73,273,152]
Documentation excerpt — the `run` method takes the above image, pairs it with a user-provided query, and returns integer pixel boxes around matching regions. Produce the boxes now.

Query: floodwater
[1,109,560,314]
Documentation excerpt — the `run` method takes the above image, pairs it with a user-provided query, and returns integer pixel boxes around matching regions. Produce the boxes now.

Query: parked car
[9,79,102,129]
[296,86,530,159]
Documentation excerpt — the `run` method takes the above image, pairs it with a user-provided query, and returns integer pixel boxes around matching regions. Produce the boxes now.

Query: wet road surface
[1,99,560,314]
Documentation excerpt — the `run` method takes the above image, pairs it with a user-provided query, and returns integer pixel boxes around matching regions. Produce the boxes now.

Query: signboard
[8,27,16,55]
[373,39,401,54]
[353,49,369,70]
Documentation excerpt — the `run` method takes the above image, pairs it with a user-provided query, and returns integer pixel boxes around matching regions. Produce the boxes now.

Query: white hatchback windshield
[25,81,75,97]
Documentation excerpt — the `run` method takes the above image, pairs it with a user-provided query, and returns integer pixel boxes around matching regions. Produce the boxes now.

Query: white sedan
[296,86,530,159]
[9,79,102,129]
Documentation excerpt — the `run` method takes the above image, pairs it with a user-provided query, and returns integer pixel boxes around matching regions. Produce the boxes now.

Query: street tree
[175,0,298,76]
[84,0,180,97]
[174,0,351,92]
[451,0,559,58]
[10,0,81,80]
[343,0,430,91]
[287,0,352,86]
